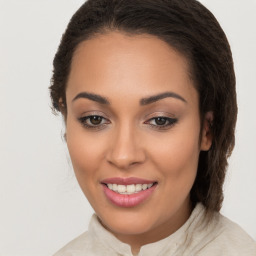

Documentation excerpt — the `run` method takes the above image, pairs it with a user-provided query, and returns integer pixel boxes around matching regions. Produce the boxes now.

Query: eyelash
[145,116,178,130]
[78,115,178,131]
[78,115,110,131]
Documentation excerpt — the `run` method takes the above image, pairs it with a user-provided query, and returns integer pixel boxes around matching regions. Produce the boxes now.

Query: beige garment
[53,204,256,256]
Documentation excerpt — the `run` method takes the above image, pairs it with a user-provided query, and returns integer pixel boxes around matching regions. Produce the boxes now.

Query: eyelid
[77,111,178,131]
[77,111,111,130]
[143,112,178,130]
[79,110,108,117]
[145,116,177,125]
[144,111,176,119]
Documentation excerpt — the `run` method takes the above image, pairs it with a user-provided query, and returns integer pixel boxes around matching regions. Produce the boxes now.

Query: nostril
[106,149,146,169]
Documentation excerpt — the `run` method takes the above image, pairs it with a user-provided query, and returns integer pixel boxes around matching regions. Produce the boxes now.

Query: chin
[101,214,154,235]
[96,206,150,231]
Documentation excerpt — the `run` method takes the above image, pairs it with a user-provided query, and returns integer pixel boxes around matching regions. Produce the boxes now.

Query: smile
[101,177,158,207]
[106,183,154,194]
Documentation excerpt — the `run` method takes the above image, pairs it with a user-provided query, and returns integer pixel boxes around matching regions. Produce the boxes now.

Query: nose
[106,123,146,170]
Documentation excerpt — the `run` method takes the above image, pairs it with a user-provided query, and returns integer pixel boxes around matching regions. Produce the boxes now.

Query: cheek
[148,125,201,183]
[66,121,106,183]
[66,129,109,209]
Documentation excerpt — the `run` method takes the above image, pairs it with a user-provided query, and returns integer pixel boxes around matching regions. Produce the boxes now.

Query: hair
[49,0,237,213]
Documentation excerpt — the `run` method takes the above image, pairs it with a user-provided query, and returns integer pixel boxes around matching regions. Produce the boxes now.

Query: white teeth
[135,184,142,192]
[147,183,153,189]
[112,184,118,192]
[142,184,148,190]
[106,183,154,194]
[117,185,126,193]
[107,184,113,190]
[127,184,135,193]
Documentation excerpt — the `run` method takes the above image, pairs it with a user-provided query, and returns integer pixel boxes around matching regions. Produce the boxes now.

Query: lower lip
[102,184,157,208]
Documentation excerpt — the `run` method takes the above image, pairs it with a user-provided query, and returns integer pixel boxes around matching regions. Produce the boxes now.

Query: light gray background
[0,0,255,255]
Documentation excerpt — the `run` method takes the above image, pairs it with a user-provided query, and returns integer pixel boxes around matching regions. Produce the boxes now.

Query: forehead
[66,31,197,105]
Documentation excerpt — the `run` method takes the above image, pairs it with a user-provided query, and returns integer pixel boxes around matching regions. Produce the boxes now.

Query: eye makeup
[77,114,178,131]
[78,115,110,131]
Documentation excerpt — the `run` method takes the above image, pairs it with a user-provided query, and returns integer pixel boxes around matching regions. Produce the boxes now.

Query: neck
[106,199,193,254]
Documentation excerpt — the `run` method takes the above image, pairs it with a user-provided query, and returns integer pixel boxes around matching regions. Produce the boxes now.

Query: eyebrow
[140,92,187,105]
[72,92,110,105]
[72,91,187,105]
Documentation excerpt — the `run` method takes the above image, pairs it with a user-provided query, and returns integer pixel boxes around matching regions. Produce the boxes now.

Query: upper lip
[101,177,157,185]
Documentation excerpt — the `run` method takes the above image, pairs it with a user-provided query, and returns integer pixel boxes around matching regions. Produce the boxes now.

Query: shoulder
[195,212,256,256]
[53,232,92,256]
[216,214,256,251]
[52,214,116,256]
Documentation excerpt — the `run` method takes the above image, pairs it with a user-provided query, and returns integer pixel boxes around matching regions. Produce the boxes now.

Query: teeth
[142,184,148,190]
[117,185,126,193]
[147,183,153,189]
[127,184,135,193]
[112,184,118,192]
[135,184,142,192]
[107,183,154,194]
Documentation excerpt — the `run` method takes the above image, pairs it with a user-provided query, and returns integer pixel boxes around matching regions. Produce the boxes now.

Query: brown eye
[78,115,110,129]
[89,116,103,125]
[155,117,168,126]
[145,116,178,130]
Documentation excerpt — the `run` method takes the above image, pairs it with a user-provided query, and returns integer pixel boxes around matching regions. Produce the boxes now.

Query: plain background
[0,0,255,255]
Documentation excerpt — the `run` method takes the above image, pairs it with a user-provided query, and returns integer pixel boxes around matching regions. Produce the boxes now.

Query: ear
[200,111,213,151]
[58,98,66,114]
[62,132,67,142]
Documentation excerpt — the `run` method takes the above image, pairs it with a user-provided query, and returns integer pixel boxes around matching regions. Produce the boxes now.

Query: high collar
[88,203,206,256]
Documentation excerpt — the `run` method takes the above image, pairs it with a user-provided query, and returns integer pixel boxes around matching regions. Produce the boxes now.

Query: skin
[64,31,212,254]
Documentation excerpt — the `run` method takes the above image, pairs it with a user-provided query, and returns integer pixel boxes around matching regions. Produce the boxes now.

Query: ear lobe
[200,111,213,151]
[58,98,66,114]
[63,132,67,142]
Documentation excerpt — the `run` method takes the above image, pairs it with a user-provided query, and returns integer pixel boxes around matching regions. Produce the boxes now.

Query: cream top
[53,204,256,256]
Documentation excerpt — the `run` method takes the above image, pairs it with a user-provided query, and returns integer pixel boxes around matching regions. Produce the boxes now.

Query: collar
[88,203,206,256]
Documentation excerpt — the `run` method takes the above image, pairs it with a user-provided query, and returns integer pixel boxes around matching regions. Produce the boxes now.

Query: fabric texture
[53,203,256,256]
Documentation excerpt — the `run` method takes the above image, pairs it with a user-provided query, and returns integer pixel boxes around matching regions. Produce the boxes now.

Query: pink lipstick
[101,177,157,208]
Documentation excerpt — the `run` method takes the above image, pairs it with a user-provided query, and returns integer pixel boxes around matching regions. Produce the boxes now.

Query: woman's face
[65,32,211,245]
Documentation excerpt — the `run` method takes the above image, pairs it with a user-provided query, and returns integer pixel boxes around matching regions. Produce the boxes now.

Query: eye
[88,116,104,125]
[152,117,169,126]
[145,116,177,129]
[78,115,110,129]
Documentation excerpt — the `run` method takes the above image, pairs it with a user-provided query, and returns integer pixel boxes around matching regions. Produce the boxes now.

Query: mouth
[103,182,156,195]
[101,177,158,207]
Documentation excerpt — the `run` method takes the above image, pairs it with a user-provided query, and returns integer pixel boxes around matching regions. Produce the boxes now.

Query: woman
[50,0,256,255]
